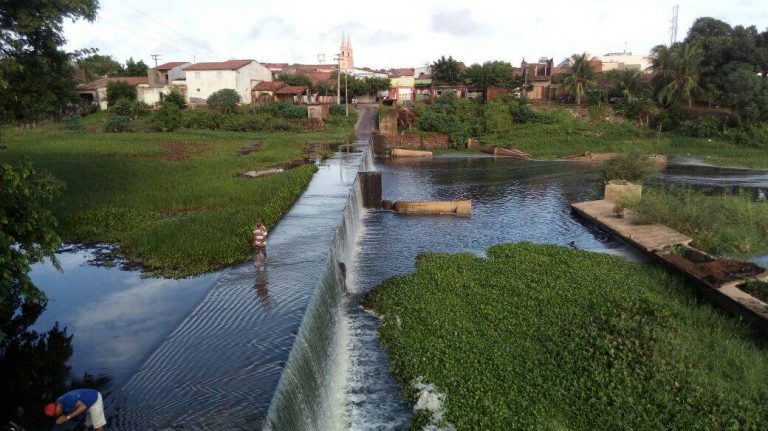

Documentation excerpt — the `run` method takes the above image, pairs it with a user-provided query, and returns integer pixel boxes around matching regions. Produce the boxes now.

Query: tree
[277,73,312,87]
[77,53,124,81]
[207,89,240,113]
[462,61,522,89]
[0,0,99,122]
[164,89,186,109]
[431,56,462,84]
[106,81,137,107]
[610,69,642,99]
[651,43,703,107]
[0,162,73,429]
[722,64,765,120]
[123,57,148,76]
[563,53,596,105]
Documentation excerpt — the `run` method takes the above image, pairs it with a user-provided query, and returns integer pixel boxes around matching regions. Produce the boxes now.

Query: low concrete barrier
[391,148,432,157]
[467,138,531,160]
[392,200,472,217]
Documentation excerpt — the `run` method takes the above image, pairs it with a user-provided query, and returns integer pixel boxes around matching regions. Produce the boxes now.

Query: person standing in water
[253,219,268,266]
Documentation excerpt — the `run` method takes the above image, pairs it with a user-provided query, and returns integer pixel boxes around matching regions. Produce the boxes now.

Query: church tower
[340,33,353,72]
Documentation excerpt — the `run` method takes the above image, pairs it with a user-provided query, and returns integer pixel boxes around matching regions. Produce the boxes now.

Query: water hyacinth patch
[365,242,768,430]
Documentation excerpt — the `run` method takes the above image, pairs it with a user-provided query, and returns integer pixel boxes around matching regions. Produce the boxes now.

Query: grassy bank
[365,243,768,430]
[629,187,768,257]
[0,110,357,277]
[483,109,768,169]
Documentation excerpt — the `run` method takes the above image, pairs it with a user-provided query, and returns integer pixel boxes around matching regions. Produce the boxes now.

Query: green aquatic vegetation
[365,242,768,430]
[740,280,768,303]
[630,187,768,257]
[0,112,356,277]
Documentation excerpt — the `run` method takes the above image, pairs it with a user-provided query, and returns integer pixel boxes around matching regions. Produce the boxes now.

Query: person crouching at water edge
[253,219,268,266]
[44,388,106,430]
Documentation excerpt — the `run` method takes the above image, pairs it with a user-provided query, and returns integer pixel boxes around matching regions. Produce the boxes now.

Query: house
[598,52,651,72]
[388,74,415,103]
[149,62,190,86]
[252,81,287,104]
[520,58,559,101]
[274,85,309,104]
[414,78,432,102]
[77,76,149,110]
[183,59,272,105]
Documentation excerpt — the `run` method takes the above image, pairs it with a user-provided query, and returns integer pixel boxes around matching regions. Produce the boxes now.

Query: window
[194,72,200,79]
[216,71,222,79]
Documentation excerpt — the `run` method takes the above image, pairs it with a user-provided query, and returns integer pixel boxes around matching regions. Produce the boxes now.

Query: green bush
[63,114,83,131]
[183,109,221,130]
[483,100,513,133]
[678,117,722,138]
[110,98,134,117]
[597,152,659,183]
[365,242,768,430]
[164,90,186,109]
[724,123,768,148]
[206,89,240,113]
[650,104,687,131]
[329,104,346,115]
[150,102,182,132]
[103,115,133,133]
[131,100,150,117]
[106,81,137,107]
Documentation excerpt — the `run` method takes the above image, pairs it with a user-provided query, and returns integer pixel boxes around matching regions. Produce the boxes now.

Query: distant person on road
[44,388,105,430]
[253,219,268,266]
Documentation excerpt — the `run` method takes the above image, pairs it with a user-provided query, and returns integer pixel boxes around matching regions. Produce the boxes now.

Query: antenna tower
[669,4,679,46]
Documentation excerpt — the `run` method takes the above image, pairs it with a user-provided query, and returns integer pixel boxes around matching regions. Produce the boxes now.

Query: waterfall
[263,149,369,430]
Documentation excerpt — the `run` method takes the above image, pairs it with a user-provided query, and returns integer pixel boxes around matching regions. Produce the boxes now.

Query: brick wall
[371,132,449,155]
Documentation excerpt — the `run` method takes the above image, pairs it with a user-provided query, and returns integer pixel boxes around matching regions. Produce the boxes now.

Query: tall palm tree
[614,69,641,99]
[651,43,703,107]
[563,53,596,105]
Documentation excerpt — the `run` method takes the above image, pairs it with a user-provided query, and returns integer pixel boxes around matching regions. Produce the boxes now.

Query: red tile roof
[390,68,415,77]
[304,71,334,85]
[154,61,189,70]
[252,81,286,91]
[77,76,148,90]
[264,63,289,69]
[184,60,254,71]
[275,85,308,95]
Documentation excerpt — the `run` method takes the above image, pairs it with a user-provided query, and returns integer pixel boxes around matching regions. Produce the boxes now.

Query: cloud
[365,30,409,45]
[430,9,486,36]
[249,16,294,39]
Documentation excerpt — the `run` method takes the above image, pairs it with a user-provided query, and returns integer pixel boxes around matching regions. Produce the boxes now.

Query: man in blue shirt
[44,388,105,430]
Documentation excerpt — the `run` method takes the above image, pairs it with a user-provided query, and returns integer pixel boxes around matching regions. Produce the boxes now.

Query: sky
[63,0,768,70]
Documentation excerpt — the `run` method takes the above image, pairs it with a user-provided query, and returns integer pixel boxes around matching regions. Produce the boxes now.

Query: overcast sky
[63,0,768,70]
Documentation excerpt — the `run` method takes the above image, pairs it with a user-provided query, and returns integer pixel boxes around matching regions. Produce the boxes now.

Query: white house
[598,52,653,72]
[183,59,272,105]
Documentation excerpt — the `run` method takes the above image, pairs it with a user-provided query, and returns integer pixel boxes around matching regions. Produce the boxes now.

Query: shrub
[483,100,513,133]
[328,104,346,116]
[183,109,221,130]
[678,117,722,138]
[106,81,137,107]
[63,114,84,131]
[150,102,183,132]
[164,90,186,109]
[206,89,240,113]
[103,115,133,132]
[724,123,768,148]
[650,104,686,131]
[273,103,307,119]
[598,152,659,183]
[110,98,134,117]
[131,101,150,117]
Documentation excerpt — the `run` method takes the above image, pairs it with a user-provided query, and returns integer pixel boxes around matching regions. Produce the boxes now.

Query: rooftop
[252,81,286,91]
[153,61,189,71]
[275,85,308,95]
[77,76,149,90]
[184,60,255,71]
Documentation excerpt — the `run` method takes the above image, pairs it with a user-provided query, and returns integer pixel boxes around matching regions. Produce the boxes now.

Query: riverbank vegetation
[0,109,357,278]
[365,242,768,430]
[629,187,768,257]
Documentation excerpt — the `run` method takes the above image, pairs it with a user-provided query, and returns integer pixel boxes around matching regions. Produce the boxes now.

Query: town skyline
[64,0,768,70]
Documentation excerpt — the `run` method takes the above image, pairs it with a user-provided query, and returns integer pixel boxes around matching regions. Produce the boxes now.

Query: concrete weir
[392,200,472,217]
[572,186,768,335]
[391,148,432,157]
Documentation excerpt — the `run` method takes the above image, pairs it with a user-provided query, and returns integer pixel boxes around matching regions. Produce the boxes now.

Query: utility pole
[151,54,161,67]
[335,53,341,105]
[345,72,348,116]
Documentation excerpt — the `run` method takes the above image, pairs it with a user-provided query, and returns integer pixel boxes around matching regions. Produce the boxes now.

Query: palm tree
[563,53,596,105]
[614,69,641,99]
[650,43,703,107]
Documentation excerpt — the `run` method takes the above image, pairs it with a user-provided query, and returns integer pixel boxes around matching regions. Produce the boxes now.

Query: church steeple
[339,32,353,72]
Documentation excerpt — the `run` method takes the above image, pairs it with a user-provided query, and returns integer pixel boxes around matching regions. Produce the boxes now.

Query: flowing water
[28,108,768,430]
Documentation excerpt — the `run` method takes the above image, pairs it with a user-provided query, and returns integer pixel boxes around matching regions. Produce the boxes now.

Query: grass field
[480,109,768,169]
[630,187,768,257]
[0,111,357,277]
[365,243,768,430]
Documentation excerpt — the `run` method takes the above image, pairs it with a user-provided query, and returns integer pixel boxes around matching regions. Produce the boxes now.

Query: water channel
[28,108,768,429]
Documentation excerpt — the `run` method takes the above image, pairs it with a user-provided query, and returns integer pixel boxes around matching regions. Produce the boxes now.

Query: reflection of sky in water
[30,249,218,386]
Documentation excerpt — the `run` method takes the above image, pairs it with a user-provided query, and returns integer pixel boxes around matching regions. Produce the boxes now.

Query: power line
[112,0,216,56]
[100,7,206,59]
[97,15,197,60]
